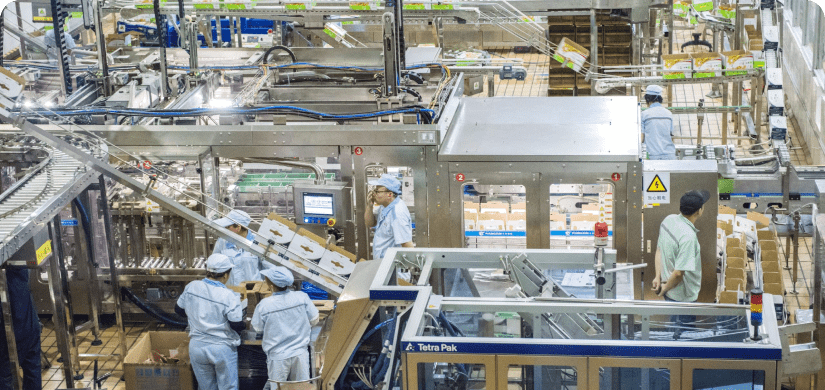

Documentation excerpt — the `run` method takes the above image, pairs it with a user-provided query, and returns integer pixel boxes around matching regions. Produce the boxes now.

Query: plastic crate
[301,282,329,300]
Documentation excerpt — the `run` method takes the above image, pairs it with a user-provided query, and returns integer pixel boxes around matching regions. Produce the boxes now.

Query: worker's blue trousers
[0,269,42,390]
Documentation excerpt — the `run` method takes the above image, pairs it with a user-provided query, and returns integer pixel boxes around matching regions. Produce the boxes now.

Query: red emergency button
[327,218,336,227]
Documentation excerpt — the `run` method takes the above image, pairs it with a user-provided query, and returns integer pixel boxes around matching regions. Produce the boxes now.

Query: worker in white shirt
[175,254,245,390]
[212,209,262,286]
[252,267,319,388]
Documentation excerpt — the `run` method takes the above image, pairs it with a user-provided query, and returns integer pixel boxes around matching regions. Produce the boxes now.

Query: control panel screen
[303,193,334,216]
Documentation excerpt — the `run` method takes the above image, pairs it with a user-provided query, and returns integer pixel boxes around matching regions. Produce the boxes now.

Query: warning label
[643,172,670,205]
[647,175,667,192]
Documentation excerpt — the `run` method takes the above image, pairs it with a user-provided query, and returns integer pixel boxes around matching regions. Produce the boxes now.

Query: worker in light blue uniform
[0,269,41,390]
[641,85,676,160]
[175,254,246,390]
[363,174,414,260]
[252,267,319,388]
[213,209,262,286]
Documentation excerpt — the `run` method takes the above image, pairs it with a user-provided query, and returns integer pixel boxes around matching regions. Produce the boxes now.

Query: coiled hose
[121,287,188,328]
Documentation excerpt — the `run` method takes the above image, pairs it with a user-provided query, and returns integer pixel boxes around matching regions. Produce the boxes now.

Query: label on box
[319,250,356,275]
[287,234,326,260]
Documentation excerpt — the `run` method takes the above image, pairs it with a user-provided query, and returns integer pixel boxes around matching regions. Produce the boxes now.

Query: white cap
[206,253,234,273]
[645,85,663,97]
[261,266,294,288]
[214,209,252,228]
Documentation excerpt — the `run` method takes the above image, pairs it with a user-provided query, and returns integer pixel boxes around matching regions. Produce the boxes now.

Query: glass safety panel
[463,183,527,250]
[691,369,765,390]
[549,183,615,249]
[416,362,488,390]
[598,367,671,390]
[505,364,579,390]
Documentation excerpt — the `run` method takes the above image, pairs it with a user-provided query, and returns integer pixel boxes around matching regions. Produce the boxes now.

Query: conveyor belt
[0,146,101,265]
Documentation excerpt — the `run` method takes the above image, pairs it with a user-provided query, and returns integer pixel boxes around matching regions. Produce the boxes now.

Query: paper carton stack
[759,230,784,297]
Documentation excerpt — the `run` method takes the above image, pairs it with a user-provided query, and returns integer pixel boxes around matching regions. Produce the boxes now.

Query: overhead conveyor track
[0,113,348,296]
[0,145,100,265]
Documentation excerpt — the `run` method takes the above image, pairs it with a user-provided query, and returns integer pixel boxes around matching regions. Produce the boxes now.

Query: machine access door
[446,169,542,249]
[353,146,428,261]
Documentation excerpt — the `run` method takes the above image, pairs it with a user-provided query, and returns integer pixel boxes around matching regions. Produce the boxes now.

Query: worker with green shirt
[652,189,709,339]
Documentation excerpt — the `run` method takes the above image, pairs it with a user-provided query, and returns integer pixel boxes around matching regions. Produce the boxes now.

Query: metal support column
[153,0,169,101]
[0,267,21,390]
[96,176,128,368]
[590,9,598,96]
[47,219,75,388]
[0,10,5,68]
[93,0,110,96]
[76,192,102,344]
[50,0,72,97]
[382,12,399,96]
[14,1,26,59]
[391,0,405,70]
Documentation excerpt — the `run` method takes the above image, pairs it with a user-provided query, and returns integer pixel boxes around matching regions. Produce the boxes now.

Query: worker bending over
[176,254,245,390]
[213,209,262,286]
[364,174,413,260]
[641,85,676,160]
[652,190,709,339]
[252,267,319,388]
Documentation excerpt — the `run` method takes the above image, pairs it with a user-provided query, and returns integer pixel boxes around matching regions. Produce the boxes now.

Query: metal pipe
[153,0,169,101]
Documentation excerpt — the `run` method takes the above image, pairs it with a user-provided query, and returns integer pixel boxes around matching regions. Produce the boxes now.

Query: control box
[293,181,350,227]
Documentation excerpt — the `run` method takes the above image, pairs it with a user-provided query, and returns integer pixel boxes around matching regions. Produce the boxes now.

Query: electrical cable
[120,287,188,328]
[261,45,297,65]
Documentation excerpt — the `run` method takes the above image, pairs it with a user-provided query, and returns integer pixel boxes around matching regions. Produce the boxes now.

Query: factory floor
[34,18,817,390]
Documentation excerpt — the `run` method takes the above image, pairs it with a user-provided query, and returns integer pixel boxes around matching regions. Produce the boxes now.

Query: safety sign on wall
[643,172,670,205]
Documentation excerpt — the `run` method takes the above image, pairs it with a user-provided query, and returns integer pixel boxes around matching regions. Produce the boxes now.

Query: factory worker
[364,174,413,260]
[652,190,709,339]
[213,209,262,286]
[175,254,245,390]
[0,269,42,390]
[641,85,676,160]
[43,28,76,63]
[252,267,319,388]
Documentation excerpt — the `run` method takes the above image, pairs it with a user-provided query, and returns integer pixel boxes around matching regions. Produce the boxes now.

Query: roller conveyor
[0,147,101,265]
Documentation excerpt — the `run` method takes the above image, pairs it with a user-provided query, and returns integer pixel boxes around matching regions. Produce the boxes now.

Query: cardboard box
[464,212,478,231]
[320,244,357,275]
[751,50,765,68]
[719,290,740,304]
[553,37,590,72]
[691,52,723,78]
[725,268,745,281]
[258,213,297,245]
[673,1,690,18]
[764,283,783,296]
[477,212,506,231]
[464,202,480,213]
[124,332,195,390]
[511,203,526,213]
[762,250,778,262]
[287,228,327,261]
[726,237,742,250]
[763,272,782,285]
[757,230,776,241]
[725,278,746,292]
[570,213,598,231]
[662,54,692,79]
[726,247,746,259]
[718,205,736,215]
[506,213,526,231]
[727,257,746,269]
[717,221,733,236]
[759,240,777,252]
[718,4,736,19]
[479,202,509,213]
[550,213,566,231]
[722,50,753,76]
[762,260,780,273]
[747,212,770,229]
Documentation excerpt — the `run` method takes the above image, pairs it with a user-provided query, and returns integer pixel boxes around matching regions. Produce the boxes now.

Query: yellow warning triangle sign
[647,174,667,192]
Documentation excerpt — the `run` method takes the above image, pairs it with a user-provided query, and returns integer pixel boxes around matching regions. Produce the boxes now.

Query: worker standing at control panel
[212,209,262,286]
[252,267,319,388]
[652,190,709,339]
[641,85,676,160]
[364,174,414,260]
[175,254,245,390]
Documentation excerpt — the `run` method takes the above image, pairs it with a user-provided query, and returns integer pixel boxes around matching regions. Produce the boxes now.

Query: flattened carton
[553,37,590,72]
[691,52,723,78]
[722,50,753,76]
[662,54,692,79]
[124,332,195,390]
[692,0,713,12]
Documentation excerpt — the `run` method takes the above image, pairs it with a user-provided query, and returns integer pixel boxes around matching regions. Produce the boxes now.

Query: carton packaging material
[464,212,478,231]
[761,250,778,263]
[124,332,195,390]
[477,213,506,231]
[747,212,770,229]
[727,257,746,269]
[320,244,357,275]
[757,230,776,241]
[662,54,692,79]
[759,240,777,252]
[691,52,723,78]
[764,283,783,296]
[718,205,737,215]
[719,290,740,304]
[762,260,780,273]
[692,0,713,12]
[464,202,480,213]
[259,213,297,245]
[479,202,509,213]
[726,247,745,259]
[725,278,746,292]
[725,268,745,281]
[287,228,328,261]
[718,4,736,19]
[506,213,526,231]
[721,50,753,76]
[751,50,765,68]
[511,203,526,213]
[553,37,590,72]
[673,1,690,18]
